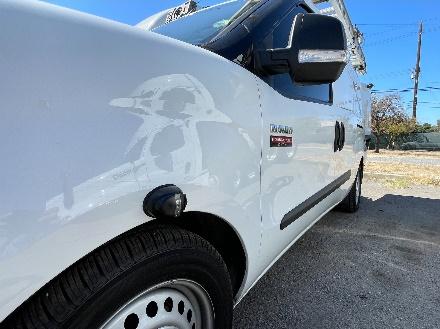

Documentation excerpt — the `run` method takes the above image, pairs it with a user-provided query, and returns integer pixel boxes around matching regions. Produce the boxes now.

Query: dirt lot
[365,150,440,187]
[233,155,440,329]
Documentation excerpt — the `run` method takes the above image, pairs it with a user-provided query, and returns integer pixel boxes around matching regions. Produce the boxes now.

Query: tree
[371,94,413,153]
[385,116,416,149]
[414,122,437,133]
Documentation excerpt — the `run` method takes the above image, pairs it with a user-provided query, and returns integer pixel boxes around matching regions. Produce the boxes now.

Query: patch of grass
[368,150,440,159]
[366,175,411,189]
[384,177,411,189]
[365,162,440,187]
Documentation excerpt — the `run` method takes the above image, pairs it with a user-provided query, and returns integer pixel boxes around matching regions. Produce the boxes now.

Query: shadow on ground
[233,189,440,329]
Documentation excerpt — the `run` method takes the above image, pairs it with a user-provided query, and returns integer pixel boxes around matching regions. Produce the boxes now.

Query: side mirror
[255,13,349,84]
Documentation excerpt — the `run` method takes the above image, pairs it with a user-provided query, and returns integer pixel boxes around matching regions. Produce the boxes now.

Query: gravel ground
[233,179,440,329]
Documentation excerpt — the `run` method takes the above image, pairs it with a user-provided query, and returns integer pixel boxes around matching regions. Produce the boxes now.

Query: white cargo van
[0,0,370,327]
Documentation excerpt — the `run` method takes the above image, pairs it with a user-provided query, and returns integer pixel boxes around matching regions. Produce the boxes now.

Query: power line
[358,23,420,26]
[403,101,440,105]
[365,25,419,37]
[356,16,440,26]
[362,24,440,47]
[372,86,440,94]
[366,68,413,80]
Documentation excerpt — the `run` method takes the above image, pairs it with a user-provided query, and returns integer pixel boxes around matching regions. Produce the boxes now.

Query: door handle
[334,121,345,152]
[339,122,345,151]
[334,121,341,152]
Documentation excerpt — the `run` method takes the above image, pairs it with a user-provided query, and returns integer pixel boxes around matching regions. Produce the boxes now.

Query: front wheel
[101,279,214,329]
[4,225,233,329]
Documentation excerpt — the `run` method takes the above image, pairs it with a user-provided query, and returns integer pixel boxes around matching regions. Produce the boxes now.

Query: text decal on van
[270,124,293,147]
[270,124,293,135]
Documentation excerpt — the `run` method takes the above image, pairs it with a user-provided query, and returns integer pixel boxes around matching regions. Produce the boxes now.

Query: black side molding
[280,170,351,230]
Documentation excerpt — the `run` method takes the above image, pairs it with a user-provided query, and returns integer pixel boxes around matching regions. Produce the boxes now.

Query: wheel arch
[161,211,248,300]
[3,212,248,325]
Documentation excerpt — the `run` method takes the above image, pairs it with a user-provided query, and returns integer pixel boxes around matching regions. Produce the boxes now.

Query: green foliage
[371,94,413,151]
[414,123,439,133]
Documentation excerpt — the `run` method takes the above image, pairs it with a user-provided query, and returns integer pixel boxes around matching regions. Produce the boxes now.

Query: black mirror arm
[255,48,291,76]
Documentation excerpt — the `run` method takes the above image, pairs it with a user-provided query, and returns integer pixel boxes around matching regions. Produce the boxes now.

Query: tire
[2,225,233,329]
[337,167,362,213]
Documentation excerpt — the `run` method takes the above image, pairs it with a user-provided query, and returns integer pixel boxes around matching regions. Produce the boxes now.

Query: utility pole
[412,21,423,119]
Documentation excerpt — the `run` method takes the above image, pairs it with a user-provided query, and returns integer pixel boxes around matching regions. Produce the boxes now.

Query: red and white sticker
[270,136,293,147]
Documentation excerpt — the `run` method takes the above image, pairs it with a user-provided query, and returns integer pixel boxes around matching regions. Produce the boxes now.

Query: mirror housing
[255,13,349,84]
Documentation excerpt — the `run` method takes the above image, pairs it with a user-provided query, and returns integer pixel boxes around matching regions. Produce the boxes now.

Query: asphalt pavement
[233,180,440,329]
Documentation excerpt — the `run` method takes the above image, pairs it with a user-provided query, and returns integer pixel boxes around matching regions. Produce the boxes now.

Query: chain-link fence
[369,132,440,151]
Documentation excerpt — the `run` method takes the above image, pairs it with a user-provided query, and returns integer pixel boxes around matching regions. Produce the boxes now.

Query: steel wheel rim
[355,174,361,204]
[100,279,214,329]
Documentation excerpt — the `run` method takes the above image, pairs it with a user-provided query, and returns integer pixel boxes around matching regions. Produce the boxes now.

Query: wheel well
[4,211,246,322]
[160,211,247,298]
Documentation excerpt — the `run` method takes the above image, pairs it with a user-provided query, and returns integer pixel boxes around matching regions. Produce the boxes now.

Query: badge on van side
[270,124,293,147]
[270,124,293,135]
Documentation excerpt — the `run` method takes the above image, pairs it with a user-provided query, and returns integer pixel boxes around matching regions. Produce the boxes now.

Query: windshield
[153,0,261,45]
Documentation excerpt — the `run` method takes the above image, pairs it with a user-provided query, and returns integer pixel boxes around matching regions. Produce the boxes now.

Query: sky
[40,0,440,124]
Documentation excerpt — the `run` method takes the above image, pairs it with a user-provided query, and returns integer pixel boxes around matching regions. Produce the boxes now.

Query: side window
[263,7,332,104]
